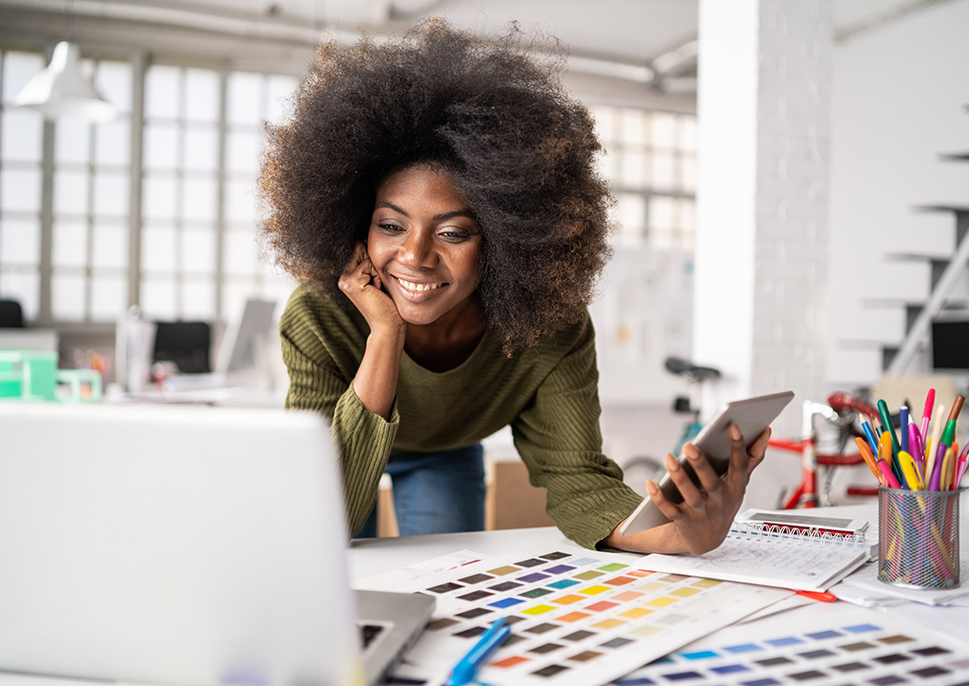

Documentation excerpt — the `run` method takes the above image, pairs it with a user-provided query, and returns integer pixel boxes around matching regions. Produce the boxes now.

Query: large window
[220,71,299,322]
[140,64,298,323]
[0,47,297,327]
[52,57,132,322]
[592,106,697,250]
[142,65,221,321]
[0,51,45,321]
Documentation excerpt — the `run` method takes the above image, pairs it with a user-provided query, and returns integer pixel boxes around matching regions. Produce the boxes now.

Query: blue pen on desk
[447,617,512,686]
[900,406,909,454]
[862,420,879,456]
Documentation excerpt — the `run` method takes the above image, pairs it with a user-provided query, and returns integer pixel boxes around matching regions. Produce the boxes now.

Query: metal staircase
[882,124,969,374]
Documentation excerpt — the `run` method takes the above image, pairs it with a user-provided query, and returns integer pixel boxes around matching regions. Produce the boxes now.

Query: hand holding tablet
[618,391,795,537]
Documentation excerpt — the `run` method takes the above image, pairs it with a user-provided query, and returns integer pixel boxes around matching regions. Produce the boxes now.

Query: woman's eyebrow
[374,200,409,216]
[375,201,475,223]
[433,208,476,221]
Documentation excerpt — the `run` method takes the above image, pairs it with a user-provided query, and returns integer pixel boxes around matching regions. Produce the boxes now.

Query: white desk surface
[4,502,968,686]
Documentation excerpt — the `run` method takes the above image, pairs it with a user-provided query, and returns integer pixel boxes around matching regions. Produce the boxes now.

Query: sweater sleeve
[511,316,643,550]
[279,291,399,536]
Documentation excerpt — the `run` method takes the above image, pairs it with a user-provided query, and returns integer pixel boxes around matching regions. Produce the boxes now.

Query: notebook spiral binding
[728,521,869,549]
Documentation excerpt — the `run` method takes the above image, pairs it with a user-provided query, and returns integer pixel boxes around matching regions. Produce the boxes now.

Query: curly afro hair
[260,19,614,351]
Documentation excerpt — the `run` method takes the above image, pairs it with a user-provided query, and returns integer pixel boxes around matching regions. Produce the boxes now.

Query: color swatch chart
[608,603,969,686]
[385,544,789,686]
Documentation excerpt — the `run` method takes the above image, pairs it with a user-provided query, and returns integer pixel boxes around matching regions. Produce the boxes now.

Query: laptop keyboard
[360,623,384,649]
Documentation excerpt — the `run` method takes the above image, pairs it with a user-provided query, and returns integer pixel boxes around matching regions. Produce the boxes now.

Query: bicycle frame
[769,398,878,509]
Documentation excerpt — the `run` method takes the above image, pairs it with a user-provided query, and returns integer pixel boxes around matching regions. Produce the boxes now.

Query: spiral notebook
[639,519,871,593]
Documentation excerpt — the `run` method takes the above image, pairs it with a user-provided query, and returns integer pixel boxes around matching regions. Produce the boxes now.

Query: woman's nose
[398,230,436,268]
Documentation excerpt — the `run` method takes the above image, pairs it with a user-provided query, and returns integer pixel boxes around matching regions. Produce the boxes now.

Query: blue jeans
[355,444,486,537]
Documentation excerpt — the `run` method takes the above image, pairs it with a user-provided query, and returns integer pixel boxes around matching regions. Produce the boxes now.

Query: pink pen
[877,460,901,489]
[921,388,935,445]
[909,424,923,467]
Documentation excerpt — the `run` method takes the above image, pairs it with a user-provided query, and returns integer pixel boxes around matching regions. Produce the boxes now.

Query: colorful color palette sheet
[381,543,790,686]
[608,602,969,686]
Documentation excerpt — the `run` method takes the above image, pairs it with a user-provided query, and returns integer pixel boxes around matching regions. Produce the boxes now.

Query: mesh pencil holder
[878,487,961,590]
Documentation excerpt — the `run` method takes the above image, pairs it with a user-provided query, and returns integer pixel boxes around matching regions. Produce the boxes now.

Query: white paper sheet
[836,556,969,606]
[638,533,869,592]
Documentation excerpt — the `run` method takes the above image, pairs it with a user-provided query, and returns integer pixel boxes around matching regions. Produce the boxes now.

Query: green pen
[877,399,900,456]
[877,399,903,484]
[941,396,964,448]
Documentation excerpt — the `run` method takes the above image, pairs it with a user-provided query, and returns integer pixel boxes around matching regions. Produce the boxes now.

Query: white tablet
[618,390,795,535]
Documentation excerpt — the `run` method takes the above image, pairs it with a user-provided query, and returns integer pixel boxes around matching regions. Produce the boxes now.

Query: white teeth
[396,277,443,292]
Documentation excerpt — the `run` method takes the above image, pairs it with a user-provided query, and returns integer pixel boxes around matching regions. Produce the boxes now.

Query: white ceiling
[124,0,930,63]
[191,0,702,63]
[0,0,950,65]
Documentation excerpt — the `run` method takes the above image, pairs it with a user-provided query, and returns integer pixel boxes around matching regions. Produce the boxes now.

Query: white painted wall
[694,0,833,439]
[693,0,760,411]
[591,247,694,405]
[828,0,969,388]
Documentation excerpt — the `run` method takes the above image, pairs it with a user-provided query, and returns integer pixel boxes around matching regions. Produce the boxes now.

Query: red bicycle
[769,392,881,509]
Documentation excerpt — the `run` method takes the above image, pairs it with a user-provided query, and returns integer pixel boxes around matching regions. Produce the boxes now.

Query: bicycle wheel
[621,455,666,498]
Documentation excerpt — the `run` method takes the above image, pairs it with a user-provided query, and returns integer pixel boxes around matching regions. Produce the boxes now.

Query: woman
[260,20,769,552]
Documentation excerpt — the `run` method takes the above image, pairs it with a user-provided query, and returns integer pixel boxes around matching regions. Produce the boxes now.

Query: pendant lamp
[13,41,118,122]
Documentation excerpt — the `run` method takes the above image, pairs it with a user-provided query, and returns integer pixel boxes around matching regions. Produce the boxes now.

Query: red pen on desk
[796,590,837,602]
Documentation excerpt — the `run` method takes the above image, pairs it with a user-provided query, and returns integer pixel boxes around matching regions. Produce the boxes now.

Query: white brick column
[694,0,832,436]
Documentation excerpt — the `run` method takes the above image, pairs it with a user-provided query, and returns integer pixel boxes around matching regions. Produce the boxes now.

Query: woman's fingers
[342,242,367,274]
[726,424,750,480]
[645,479,681,521]
[664,452,705,509]
[747,428,772,471]
[339,243,376,294]
[683,443,722,495]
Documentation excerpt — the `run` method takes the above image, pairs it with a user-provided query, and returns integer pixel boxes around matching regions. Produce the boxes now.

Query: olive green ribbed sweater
[279,287,643,550]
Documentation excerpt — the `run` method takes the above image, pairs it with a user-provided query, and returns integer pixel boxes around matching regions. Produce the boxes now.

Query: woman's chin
[394,304,443,327]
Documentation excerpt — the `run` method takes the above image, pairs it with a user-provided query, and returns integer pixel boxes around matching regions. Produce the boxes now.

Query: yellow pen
[940,447,955,491]
[924,437,936,485]
[897,451,924,490]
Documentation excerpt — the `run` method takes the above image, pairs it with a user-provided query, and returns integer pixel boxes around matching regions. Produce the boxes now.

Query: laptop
[0,403,433,686]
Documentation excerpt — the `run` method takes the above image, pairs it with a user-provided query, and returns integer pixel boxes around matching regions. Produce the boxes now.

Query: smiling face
[366,164,483,328]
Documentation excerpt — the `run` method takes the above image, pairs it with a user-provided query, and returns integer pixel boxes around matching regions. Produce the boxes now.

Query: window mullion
[38,124,55,325]
[214,68,227,322]
[127,49,147,311]
[85,82,97,322]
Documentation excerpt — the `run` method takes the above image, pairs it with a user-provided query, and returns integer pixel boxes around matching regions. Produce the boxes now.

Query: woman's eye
[378,222,404,233]
[439,230,471,241]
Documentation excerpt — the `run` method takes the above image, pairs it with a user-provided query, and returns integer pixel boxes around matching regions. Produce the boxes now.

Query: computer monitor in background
[152,321,212,373]
[149,298,278,393]
[216,298,278,381]
[932,319,969,370]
